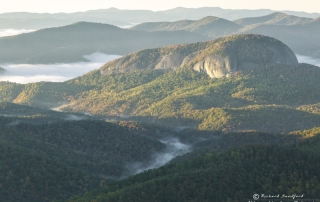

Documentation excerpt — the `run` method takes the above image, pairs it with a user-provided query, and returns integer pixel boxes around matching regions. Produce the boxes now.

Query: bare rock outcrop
[100,34,299,78]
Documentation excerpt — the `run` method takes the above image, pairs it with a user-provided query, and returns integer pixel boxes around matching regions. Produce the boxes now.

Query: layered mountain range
[0,7,318,30]
[1,17,320,201]
[0,12,319,64]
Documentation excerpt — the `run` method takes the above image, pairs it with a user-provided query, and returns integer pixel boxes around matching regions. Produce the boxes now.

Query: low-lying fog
[127,138,192,176]
[0,29,35,37]
[296,54,320,67]
[0,53,121,84]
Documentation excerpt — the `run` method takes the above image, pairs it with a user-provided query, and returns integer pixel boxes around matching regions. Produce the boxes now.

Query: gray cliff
[100,34,299,78]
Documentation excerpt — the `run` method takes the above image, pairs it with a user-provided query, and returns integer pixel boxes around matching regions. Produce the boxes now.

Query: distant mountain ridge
[0,7,319,30]
[131,16,242,38]
[234,12,313,26]
[131,12,320,59]
[0,22,207,64]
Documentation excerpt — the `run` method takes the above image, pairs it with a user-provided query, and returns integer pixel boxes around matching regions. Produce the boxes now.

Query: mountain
[238,20,320,58]
[130,12,320,58]
[66,144,320,202]
[2,12,320,64]
[100,34,298,78]
[2,34,320,134]
[0,139,102,202]
[0,8,318,30]
[131,16,242,38]
[0,114,170,201]
[234,12,313,26]
[0,22,207,64]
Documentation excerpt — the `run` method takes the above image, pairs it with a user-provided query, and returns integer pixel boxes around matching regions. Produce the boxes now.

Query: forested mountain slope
[2,34,320,134]
[66,144,320,202]
[0,116,169,201]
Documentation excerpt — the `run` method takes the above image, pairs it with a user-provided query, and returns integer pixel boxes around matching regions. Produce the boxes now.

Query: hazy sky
[0,0,319,14]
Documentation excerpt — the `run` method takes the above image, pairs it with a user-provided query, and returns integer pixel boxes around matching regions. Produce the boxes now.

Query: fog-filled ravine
[0,53,121,84]
[127,138,192,176]
[296,54,320,67]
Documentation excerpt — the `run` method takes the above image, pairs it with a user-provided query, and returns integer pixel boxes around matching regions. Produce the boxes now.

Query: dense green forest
[1,108,319,201]
[66,144,320,202]
[0,116,170,201]
[4,64,320,133]
[0,140,102,202]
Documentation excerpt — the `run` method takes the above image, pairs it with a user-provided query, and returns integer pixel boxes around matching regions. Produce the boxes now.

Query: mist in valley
[0,29,35,37]
[296,54,320,67]
[0,53,121,84]
[127,138,192,176]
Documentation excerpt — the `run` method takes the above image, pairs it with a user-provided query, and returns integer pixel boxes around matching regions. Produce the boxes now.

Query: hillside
[0,119,166,177]
[131,16,242,38]
[0,139,102,202]
[234,12,312,26]
[0,116,171,201]
[66,145,320,202]
[0,22,207,64]
[1,34,320,134]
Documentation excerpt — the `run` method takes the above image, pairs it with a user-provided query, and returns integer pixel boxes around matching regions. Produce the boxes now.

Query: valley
[0,5,320,202]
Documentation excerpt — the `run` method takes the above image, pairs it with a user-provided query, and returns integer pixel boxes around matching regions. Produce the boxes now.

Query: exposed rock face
[100,34,299,78]
[193,56,237,78]
[192,45,298,78]
[155,53,185,70]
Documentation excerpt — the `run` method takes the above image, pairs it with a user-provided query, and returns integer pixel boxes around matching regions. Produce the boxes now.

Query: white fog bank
[127,138,192,176]
[296,54,320,67]
[0,29,36,37]
[0,53,121,84]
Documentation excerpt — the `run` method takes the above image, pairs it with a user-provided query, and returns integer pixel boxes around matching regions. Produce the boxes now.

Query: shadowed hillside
[131,16,242,38]
[66,145,320,202]
[0,22,208,64]
[234,12,312,26]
